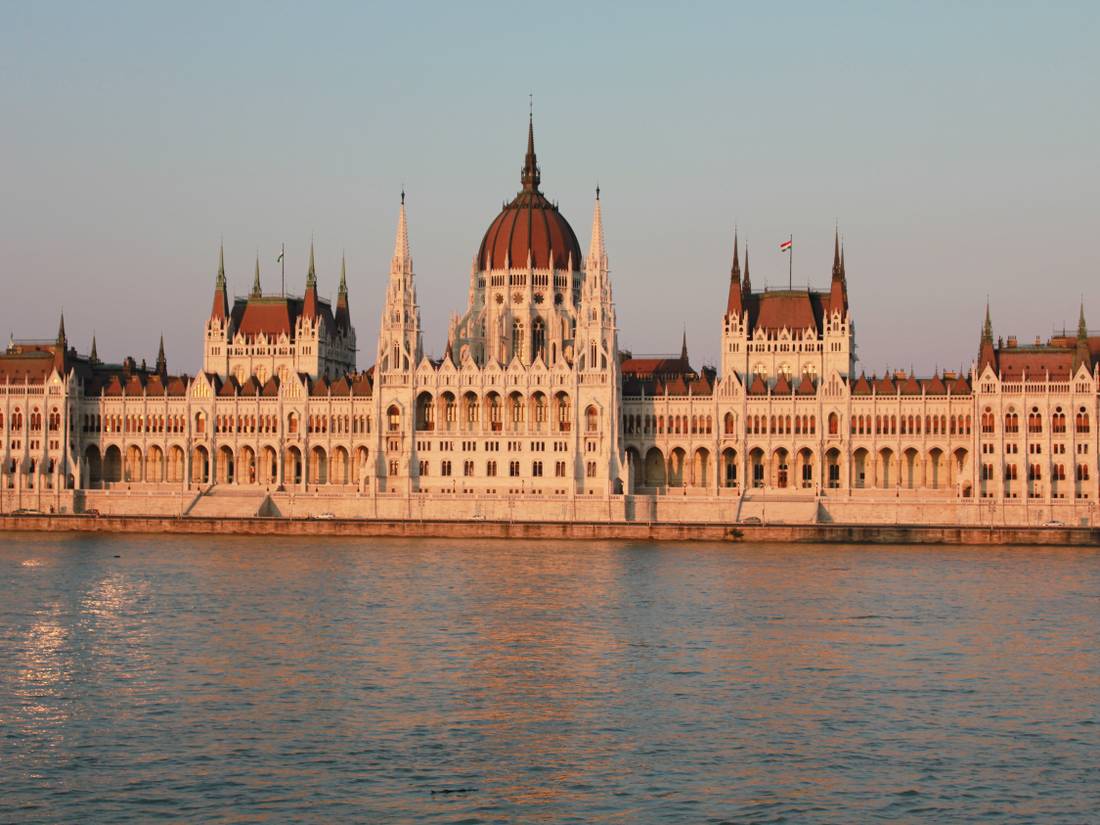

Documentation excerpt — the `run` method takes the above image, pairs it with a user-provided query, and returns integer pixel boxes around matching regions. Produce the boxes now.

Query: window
[464,460,474,477]
[532,318,546,362]
[532,460,543,477]
[441,460,452,476]
[388,405,401,432]
[509,461,520,477]
[487,460,497,477]
[418,460,428,476]
[586,461,596,478]
[555,461,566,477]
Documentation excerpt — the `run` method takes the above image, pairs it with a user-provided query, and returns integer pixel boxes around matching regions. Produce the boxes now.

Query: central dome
[476,119,582,272]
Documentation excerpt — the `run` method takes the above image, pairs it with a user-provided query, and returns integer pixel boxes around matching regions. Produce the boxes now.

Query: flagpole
[788,234,793,289]
[281,243,285,297]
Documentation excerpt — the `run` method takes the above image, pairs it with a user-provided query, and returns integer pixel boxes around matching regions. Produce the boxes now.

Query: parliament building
[3,120,1098,525]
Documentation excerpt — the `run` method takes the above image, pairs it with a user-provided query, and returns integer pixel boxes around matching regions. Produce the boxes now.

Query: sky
[2,1,1098,377]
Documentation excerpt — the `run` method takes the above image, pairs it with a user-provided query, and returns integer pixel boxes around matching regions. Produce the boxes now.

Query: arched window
[511,320,524,361]
[586,405,599,432]
[532,317,546,362]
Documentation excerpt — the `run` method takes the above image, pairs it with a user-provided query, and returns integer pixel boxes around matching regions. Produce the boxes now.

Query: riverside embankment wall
[3,515,1099,546]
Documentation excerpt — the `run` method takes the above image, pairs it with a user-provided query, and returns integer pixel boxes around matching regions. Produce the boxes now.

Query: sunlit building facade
[2,120,1098,524]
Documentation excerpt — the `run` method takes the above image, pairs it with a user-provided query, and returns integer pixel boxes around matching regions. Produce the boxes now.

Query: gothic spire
[681,327,689,363]
[832,227,842,279]
[520,112,540,192]
[587,186,607,271]
[89,333,98,364]
[53,311,68,373]
[829,229,848,315]
[726,227,743,319]
[335,253,351,334]
[211,242,229,321]
[1075,301,1090,372]
[251,255,262,298]
[978,301,996,373]
[156,334,167,376]
[392,193,412,275]
[741,244,752,300]
[302,240,319,318]
[216,241,226,289]
[306,240,317,289]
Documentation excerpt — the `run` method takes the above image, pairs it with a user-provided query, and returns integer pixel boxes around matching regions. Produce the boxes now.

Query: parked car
[315,512,336,520]
[11,508,40,516]
[1044,519,1065,527]
[83,509,102,518]
[740,516,762,525]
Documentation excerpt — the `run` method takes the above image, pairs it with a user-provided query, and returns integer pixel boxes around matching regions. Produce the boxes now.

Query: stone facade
[2,122,1098,526]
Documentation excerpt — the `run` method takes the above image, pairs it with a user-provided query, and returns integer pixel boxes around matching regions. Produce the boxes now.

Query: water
[1,535,1097,824]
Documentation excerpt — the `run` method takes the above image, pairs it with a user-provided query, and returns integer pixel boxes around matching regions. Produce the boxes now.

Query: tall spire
[741,244,752,300]
[1075,301,1090,372]
[829,229,847,315]
[156,334,167,376]
[216,241,226,289]
[53,311,68,372]
[832,228,842,279]
[210,242,229,321]
[302,240,319,318]
[89,333,98,364]
[680,328,689,363]
[587,186,607,271]
[335,253,351,334]
[251,255,262,298]
[392,193,412,275]
[306,240,317,289]
[520,111,540,192]
[726,227,743,318]
[978,301,996,373]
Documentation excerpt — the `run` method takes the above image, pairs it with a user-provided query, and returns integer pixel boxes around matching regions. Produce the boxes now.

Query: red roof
[998,349,1073,381]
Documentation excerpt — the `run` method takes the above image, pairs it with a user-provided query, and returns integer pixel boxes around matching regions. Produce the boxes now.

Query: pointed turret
[156,334,167,376]
[829,228,847,315]
[978,301,997,373]
[303,241,319,318]
[741,245,752,301]
[210,243,229,321]
[726,228,743,319]
[392,191,412,276]
[586,185,607,272]
[251,256,262,298]
[680,328,689,363]
[335,253,351,334]
[89,334,99,364]
[1074,302,1091,372]
[520,113,540,193]
[53,311,67,372]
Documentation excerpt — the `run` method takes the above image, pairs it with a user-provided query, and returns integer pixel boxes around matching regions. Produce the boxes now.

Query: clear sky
[2,1,1098,376]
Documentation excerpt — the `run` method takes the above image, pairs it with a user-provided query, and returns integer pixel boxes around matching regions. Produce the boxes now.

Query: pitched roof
[749,290,827,334]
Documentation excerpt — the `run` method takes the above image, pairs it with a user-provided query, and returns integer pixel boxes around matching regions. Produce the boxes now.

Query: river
[1,534,1097,823]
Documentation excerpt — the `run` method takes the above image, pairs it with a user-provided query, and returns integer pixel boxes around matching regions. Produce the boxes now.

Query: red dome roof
[476,119,582,272]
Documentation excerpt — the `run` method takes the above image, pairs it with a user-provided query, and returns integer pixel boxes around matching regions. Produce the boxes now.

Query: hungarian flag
[276,250,284,263]
[779,239,792,252]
